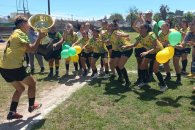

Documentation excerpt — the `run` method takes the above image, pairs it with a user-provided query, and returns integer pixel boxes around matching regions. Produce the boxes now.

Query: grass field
[1,33,195,129]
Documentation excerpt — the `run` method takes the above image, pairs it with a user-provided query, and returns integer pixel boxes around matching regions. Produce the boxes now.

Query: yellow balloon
[164,46,174,59]
[74,46,82,54]
[70,55,79,62]
[156,49,170,64]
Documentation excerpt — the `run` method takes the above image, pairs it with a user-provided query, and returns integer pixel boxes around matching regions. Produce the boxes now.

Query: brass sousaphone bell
[28,14,55,59]
[28,14,55,33]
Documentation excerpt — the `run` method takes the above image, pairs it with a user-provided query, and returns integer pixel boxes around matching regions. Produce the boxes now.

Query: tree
[126,7,139,28]
[153,13,161,22]
[183,12,195,22]
[109,13,124,22]
[160,4,169,20]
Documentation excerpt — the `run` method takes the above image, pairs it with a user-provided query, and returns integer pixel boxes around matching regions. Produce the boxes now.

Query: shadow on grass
[103,78,131,102]
[37,76,60,82]
[156,94,195,109]
[156,96,182,107]
[0,113,45,130]
[166,80,182,90]
[132,85,163,101]
[58,74,91,86]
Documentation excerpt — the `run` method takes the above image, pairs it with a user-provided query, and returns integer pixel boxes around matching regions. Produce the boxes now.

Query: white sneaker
[92,73,98,79]
[103,74,109,79]
[137,82,147,88]
[159,84,168,92]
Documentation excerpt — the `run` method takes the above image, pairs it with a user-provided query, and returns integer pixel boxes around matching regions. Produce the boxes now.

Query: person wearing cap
[144,10,159,82]
[0,15,46,120]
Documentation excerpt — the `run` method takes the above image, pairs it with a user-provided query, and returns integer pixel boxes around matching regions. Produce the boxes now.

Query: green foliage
[160,4,170,20]
[109,13,124,22]
[183,12,195,22]
[153,13,161,22]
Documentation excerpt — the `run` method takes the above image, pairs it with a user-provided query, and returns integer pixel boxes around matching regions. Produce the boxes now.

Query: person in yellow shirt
[99,20,109,75]
[181,19,195,79]
[180,20,190,74]
[110,26,132,87]
[117,32,133,88]
[123,23,167,92]
[73,31,92,76]
[87,28,109,79]
[54,23,78,76]
[158,23,172,81]
[104,23,116,77]
[0,15,46,120]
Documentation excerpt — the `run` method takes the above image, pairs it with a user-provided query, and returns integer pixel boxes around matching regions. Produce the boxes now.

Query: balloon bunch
[61,43,82,62]
[156,30,182,64]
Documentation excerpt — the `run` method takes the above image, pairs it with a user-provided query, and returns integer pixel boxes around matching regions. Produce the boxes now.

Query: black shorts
[134,47,147,58]
[111,50,121,58]
[45,48,62,61]
[145,53,156,59]
[106,45,112,50]
[181,48,191,54]
[81,51,93,58]
[0,67,29,83]
[121,49,133,58]
[93,52,108,59]
[174,48,182,57]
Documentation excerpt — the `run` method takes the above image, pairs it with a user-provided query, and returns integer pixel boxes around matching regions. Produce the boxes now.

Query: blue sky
[0,0,194,20]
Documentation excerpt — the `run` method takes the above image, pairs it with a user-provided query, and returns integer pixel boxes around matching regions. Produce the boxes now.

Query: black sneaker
[134,78,142,85]
[82,71,87,76]
[48,72,53,77]
[31,68,35,74]
[164,76,171,82]
[40,67,45,73]
[176,79,181,84]
[117,77,124,83]
[7,112,23,120]
[125,81,131,87]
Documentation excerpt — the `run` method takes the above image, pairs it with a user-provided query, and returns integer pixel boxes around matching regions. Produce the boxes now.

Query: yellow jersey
[135,32,163,53]
[110,30,125,51]
[89,36,108,53]
[0,29,29,69]
[63,32,78,46]
[79,38,92,53]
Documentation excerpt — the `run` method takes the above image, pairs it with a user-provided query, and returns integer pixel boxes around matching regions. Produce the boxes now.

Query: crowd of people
[0,10,195,120]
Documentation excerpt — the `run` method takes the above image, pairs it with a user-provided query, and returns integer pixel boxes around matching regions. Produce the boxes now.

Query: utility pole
[48,0,51,15]
[71,14,73,21]
[16,0,29,17]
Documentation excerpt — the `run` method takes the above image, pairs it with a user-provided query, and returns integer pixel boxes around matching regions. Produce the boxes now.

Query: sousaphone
[28,14,55,60]
[28,14,55,33]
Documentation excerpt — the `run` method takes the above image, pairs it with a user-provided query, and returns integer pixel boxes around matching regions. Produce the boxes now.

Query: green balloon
[62,43,70,50]
[68,47,76,56]
[61,49,69,59]
[158,20,165,28]
[168,31,182,46]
